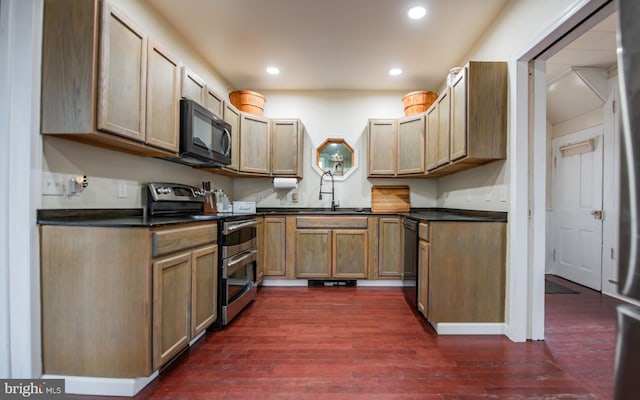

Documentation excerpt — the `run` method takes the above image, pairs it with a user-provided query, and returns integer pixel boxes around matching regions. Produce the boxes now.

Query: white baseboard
[42,372,158,397]
[432,322,507,335]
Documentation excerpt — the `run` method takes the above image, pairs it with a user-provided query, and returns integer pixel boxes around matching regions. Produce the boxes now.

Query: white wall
[435,0,583,212]
[233,91,438,209]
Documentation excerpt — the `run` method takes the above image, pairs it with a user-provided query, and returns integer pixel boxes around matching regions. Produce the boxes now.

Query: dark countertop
[37,207,507,227]
[37,208,242,227]
[405,208,508,222]
[259,207,507,222]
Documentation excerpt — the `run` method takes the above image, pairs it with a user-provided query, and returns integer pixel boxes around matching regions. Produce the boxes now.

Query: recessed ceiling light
[389,68,403,76]
[266,66,280,75]
[408,6,426,20]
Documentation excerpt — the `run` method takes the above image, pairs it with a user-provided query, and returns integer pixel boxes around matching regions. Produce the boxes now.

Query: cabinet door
[378,217,402,278]
[271,119,302,177]
[146,40,180,152]
[205,86,223,117]
[426,103,439,171]
[223,102,241,171]
[333,229,368,279]
[264,217,287,276]
[450,67,468,161]
[417,240,430,319]
[191,244,218,338]
[368,119,397,176]
[436,89,451,167]
[181,66,205,103]
[240,113,271,174]
[153,252,191,370]
[397,115,425,175]
[97,1,147,141]
[296,229,331,278]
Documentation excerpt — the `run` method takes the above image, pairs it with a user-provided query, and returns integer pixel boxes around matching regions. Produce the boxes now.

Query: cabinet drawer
[296,216,368,229]
[419,222,430,241]
[152,224,217,257]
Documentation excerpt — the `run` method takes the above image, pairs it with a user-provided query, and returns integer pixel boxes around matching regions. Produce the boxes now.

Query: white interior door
[551,126,603,290]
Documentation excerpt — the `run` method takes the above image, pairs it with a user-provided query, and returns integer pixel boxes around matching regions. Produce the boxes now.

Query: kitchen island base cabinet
[428,222,506,324]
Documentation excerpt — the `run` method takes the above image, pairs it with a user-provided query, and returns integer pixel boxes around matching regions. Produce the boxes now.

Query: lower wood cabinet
[153,243,218,370]
[427,221,506,324]
[190,245,218,338]
[295,217,369,279]
[153,252,191,370]
[377,217,402,278]
[263,216,287,276]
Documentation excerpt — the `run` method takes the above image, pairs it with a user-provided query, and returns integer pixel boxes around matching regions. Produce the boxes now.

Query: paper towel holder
[272,177,298,190]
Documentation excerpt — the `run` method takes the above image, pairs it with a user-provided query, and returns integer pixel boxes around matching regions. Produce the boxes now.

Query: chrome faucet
[319,170,336,211]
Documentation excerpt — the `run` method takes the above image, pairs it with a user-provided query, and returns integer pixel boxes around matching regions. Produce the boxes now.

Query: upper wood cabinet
[41,0,178,156]
[222,101,241,171]
[397,114,426,175]
[426,89,451,172]
[181,66,206,104]
[180,67,224,117]
[239,113,271,175]
[427,61,508,177]
[146,40,181,152]
[271,119,304,178]
[205,86,224,117]
[368,119,397,176]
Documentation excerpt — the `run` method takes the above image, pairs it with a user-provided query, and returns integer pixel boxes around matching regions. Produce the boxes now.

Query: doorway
[522,0,619,340]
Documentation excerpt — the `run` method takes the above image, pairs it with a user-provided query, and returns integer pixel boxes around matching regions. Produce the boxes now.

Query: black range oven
[214,217,257,329]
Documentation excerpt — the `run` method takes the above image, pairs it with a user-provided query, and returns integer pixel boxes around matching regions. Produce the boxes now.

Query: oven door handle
[223,249,257,278]
[223,219,258,235]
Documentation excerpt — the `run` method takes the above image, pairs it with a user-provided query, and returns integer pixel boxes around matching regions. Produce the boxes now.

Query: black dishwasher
[402,218,418,309]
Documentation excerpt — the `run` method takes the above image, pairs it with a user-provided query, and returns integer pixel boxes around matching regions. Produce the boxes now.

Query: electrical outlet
[485,188,492,202]
[500,187,507,202]
[286,191,293,202]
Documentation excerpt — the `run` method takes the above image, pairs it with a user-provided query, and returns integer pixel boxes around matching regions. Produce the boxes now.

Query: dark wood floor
[74,276,623,399]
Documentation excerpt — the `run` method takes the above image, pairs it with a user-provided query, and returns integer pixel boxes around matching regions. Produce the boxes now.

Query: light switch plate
[117,181,127,198]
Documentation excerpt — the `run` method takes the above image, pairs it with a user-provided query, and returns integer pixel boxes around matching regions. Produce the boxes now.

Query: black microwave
[163,99,232,167]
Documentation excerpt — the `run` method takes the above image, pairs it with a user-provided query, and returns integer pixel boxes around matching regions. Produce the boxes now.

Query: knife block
[203,193,218,214]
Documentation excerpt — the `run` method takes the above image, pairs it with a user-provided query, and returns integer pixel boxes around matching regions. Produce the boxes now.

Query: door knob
[591,210,603,220]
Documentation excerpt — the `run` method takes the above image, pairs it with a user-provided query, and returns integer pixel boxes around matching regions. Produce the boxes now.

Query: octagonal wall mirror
[312,138,358,181]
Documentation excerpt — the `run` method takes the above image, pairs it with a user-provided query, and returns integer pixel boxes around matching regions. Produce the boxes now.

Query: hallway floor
[74,276,623,399]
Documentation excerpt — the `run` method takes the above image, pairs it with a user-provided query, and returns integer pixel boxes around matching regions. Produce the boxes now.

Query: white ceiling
[546,12,618,81]
[144,0,509,91]
[545,11,618,124]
